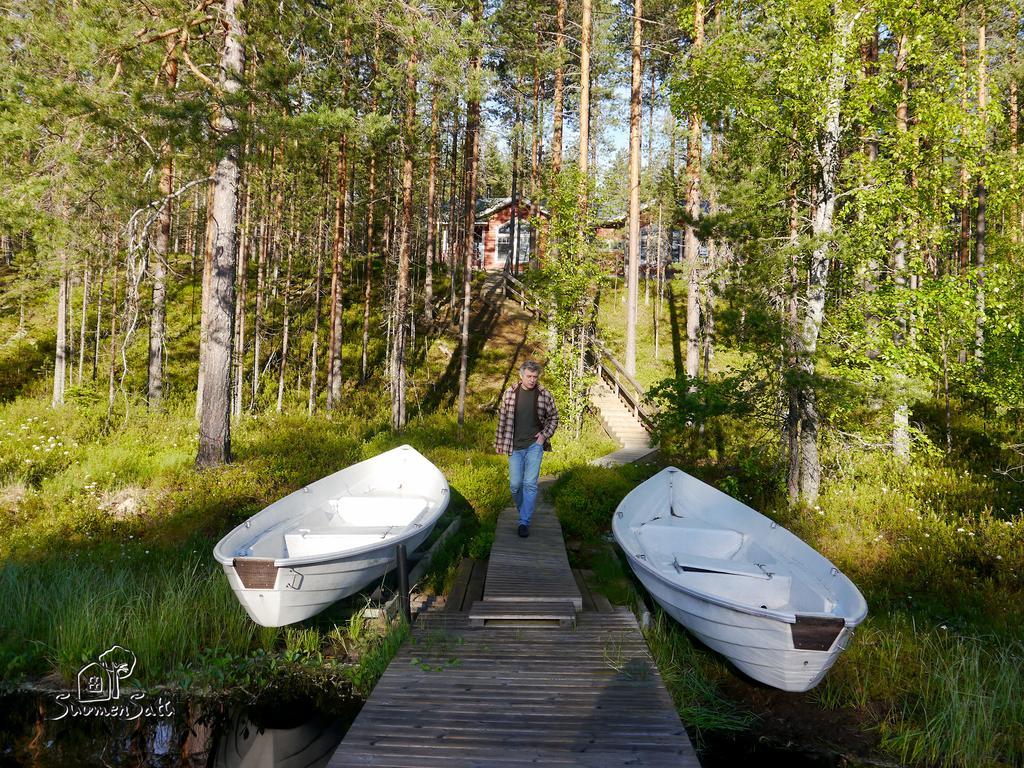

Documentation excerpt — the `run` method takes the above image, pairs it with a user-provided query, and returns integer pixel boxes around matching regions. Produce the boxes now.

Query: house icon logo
[48,644,173,721]
[77,645,137,704]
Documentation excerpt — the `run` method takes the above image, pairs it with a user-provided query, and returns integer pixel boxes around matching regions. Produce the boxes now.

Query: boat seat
[663,555,793,609]
[670,553,772,580]
[635,522,746,560]
[328,496,429,527]
[291,525,397,537]
[283,526,400,559]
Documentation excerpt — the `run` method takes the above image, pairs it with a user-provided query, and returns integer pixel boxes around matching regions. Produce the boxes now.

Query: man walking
[495,361,560,537]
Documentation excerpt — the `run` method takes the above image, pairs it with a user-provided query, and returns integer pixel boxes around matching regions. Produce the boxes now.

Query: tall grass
[643,613,755,744]
[0,547,268,683]
[818,613,1024,768]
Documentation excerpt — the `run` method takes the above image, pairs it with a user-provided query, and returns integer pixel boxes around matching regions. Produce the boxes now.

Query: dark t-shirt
[512,385,540,450]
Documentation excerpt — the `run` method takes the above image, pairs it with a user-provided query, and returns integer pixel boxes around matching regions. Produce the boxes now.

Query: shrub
[549,464,653,542]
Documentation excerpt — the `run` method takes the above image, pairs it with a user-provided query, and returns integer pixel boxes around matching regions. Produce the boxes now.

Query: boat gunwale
[215,487,449,569]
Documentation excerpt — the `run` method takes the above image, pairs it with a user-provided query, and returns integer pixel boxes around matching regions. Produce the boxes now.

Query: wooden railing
[588,336,657,432]
[498,269,657,433]
[502,270,543,317]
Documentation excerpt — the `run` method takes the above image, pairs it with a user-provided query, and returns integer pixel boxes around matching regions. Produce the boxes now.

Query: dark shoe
[518,524,529,538]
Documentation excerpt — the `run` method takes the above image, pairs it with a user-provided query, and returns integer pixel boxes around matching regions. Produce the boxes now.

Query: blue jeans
[509,442,544,527]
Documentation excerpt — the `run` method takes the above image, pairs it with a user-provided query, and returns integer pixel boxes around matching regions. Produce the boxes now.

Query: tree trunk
[277,204,295,413]
[147,39,177,409]
[457,12,481,427]
[1011,44,1019,243]
[531,34,541,198]
[107,259,119,412]
[509,105,520,274]
[233,157,252,417]
[392,52,417,431]
[250,165,270,410]
[974,16,987,365]
[66,267,74,392]
[655,202,663,359]
[685,0,704,381]
[892,30,910,459]
[579,0,592,215]
[646,66,656,171]
[625,0,643,378]
[327,133,348,408]
[310,212,324,412]
[792,5,857,504]
[552,0,566,176]
[362,41,379,383]
[92,262,104,380]
[52,266,69,407]
[77,265,89,384]
[786,177,801,504]
[196,161,217,418]
[958,34,971,273]
[196,0,244,469]
[362,151,376,383]
[424,83,439,325]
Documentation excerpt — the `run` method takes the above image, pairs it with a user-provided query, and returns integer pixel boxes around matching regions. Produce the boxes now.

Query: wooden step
[468,600,576,628]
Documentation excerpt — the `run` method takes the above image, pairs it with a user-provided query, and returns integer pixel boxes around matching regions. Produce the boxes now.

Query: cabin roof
[474,197,550,221]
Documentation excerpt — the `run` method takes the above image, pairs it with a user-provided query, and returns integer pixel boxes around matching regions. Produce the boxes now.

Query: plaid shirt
[494,383,559,455]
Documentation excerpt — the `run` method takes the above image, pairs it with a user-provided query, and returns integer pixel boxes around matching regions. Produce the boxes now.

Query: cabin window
[496,219,532,264]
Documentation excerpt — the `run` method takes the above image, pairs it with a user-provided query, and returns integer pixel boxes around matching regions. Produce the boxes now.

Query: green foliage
[345,617,410,698]
[549,463,653,542]
[530,167,605,435]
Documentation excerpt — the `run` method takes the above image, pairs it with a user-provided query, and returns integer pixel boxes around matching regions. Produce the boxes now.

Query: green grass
[0,546,270,684]
[818,612,1024,767]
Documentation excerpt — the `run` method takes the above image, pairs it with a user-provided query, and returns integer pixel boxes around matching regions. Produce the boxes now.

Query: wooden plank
[572,568,597,612]
[468,599,575,618]
[483,491,583,611]
[579,569,616,613]
[446,558,475,613]
[329,611,697,768]
[464,558,488,607]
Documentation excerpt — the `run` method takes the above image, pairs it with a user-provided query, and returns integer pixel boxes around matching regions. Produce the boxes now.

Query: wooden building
[595,203,697,274]
[441,197,549,272]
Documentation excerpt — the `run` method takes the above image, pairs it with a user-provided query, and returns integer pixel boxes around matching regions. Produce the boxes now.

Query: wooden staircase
[589,379,657,467]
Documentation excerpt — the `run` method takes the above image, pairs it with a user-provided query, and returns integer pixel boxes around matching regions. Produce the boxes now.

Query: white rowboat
[612,467,867,692]
[214,445,450,627]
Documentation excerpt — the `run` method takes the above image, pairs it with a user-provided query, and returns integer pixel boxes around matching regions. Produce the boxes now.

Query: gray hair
[519,360,542,376]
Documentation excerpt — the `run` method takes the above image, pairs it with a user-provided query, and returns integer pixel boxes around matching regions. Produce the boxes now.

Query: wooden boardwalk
[480,485,583,611]
[328,487,698,768]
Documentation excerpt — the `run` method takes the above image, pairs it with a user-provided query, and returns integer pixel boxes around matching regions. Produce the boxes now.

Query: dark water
[0,690,360,768]
[699,732,883,768]
[0,690,885,768]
